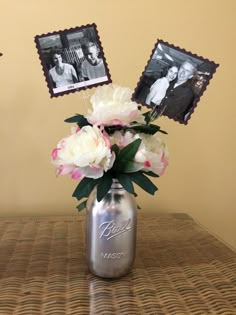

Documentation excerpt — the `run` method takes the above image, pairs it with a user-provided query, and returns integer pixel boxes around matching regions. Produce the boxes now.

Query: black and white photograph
[132,40,219,124]
[35,23,111,97]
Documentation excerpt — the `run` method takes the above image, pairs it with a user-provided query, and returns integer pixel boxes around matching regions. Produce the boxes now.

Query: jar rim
[111,178,122,189]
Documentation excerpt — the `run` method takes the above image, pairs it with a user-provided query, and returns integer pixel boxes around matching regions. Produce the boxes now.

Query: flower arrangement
[51,84,169,211]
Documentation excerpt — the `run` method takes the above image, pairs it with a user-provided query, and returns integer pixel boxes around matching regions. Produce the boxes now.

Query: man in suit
[159,60,196,122]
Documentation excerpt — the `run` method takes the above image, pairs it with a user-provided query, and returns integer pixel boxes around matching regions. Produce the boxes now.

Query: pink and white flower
[86,84,145,126]
[110,130,169,176]
[51,125,115,179]
[51,84,169,209]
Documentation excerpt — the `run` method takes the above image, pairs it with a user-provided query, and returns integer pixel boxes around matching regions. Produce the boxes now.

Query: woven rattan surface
[0,213,236,315]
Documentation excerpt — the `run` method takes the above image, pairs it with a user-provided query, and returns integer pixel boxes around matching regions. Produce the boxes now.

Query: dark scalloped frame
[132,39,219,125]
[34,23,112,98]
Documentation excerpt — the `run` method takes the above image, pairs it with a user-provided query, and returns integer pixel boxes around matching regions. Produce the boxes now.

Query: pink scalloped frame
[34,23,112,98]
[132,39,219,125]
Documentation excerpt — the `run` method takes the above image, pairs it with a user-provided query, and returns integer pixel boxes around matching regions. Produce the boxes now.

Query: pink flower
[110,131,169,176]
[52,125,115,179]
[52,148,61,161]
[144,161,151,167]
[86,84,145,126]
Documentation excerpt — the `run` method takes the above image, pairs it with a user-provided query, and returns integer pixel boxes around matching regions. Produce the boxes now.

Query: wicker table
[0,213,236,315]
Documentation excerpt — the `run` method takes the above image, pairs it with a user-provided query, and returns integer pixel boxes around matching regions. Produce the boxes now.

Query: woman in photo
[49,50,78,88]
[146,65,178,106]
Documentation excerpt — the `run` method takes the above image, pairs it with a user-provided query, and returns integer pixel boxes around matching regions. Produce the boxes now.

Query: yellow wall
[1,1,236,248]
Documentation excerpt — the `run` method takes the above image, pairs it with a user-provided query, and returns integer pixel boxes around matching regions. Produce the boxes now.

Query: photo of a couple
[132,41,219,124]
[35,24,111,97]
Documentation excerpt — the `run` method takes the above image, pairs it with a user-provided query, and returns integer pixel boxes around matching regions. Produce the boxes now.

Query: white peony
[86,84,145,126]
[110,130,169,176]
[52,125,115,179]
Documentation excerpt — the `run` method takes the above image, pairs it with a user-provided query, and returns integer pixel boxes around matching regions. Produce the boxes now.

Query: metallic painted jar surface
[86,179,137,278]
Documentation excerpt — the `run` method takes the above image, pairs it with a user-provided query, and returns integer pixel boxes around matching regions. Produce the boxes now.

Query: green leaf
[104,125,125,135]
[72,177,99,200]
[142,171,159,177]
[114,139,141,169]
[76,200,87,211]
[104,122,168,135]
[96,173,113,202]
[116,173,136,195]
[112,160,138,173]
[111,144,120,157]
[143,111,152,123]
[118,138,142,160]
[158,129,168,135]
[120,161,138,172]
[129,172,158,195]
[129,124,161,135]
[142,111,168,134]
[64,114,91,128]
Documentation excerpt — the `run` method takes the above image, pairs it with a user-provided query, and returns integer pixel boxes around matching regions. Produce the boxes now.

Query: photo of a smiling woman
[146,65,178,107]
[49,49,78,88]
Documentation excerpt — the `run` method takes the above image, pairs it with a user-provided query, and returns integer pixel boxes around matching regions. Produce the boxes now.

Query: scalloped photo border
[132,39,219,125]
[34,23,112,98]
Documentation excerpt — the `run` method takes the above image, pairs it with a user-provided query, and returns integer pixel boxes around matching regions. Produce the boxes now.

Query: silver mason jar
[86,179,137,278]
